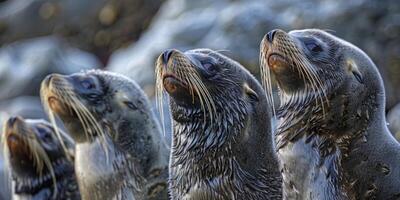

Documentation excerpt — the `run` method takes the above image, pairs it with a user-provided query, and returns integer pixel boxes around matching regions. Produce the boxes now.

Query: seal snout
[41,74,77,118]
[266,29,278,42]
[8,116,18,127]
[4,116,26,155]
[162,49,175,64]
[5,116,23,132]
[159,49,190,92]
[260,29,311,93]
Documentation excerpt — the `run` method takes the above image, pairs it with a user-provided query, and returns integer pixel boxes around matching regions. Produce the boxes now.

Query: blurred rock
[388,103,400,141]
[0,96,46,119]
[151,98,172,145]
[108,0,400,110]
[0,0,163,63]
[0,36,101,101]
[107,0,282,94]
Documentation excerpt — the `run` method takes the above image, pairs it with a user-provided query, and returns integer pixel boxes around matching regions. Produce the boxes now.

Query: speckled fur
[260,29,400,199]
[162,49,282,200]
[41,70,169,200]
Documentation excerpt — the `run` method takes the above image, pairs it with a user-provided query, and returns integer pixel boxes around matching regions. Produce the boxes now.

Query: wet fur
[157,49,282,199]
[260,29,400,199]
[1,118,79,200]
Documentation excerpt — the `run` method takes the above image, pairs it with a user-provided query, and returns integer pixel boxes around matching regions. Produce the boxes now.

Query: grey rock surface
[0,0,163,63]
[0,36,100,101]
[108,0,400,110]
[0,96,46,119]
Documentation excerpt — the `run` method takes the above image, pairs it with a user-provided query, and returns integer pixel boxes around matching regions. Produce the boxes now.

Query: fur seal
[1,116,80,200]
[40,70,170,200]
[155,48,282,199]
[260,29,400,199]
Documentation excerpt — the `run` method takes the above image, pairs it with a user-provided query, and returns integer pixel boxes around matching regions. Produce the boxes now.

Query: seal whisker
[192,73,217,123]
[70,96,111,162]
[161,48,282,199]
[259,46,276,117]
[155,57,169,138]
[5,120,58,198]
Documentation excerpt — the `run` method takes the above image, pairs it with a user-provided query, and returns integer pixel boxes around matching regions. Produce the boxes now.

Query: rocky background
[0,0,399,197]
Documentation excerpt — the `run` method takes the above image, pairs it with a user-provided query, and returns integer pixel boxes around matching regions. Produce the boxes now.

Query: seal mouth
[6,134,31,160]
[162,74,188,94]
[268,53,290,71]
[4,121,31,159]
[41,74,78,118]
[47,96,76,118]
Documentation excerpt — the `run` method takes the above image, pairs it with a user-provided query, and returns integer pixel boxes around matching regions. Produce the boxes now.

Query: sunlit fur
[1,117,77,199]
[41,70,169,200]
[40,75,110,160]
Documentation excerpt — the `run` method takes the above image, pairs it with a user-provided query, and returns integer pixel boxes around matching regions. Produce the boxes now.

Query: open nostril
[162,49,175,63]
[8,117,17,126]
[266,29,278,42]
[44,74,53,86]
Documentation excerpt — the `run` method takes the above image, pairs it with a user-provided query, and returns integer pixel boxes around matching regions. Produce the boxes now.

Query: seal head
[156,49,282,199]
[1,116,79,199]
[41,70,169,200]
[260,29,400,199]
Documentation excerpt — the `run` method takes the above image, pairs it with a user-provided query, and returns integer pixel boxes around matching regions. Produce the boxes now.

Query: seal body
[1,116,80,200]
[260,29,400,199]
[156,49,282,199]
[40,70,170,200]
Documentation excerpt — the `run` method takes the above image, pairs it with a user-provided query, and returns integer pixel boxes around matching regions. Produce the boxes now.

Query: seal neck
[170,97,281,186]
[141,115,169,179]
[12,158,75,195]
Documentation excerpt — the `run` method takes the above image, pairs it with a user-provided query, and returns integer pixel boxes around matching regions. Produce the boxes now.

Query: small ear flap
[243,83,259,102]
[347,59,363,84]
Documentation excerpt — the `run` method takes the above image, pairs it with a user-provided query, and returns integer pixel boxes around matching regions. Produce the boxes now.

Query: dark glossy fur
[3,117,80,200]
[163,49,282,200]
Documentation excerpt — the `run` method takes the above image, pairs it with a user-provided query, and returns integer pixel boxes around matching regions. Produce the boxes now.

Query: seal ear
[243,83,259,102]
[347,59,363,83]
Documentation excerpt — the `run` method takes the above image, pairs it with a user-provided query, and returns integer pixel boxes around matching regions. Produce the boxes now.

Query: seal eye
[124,101,138,110]
[81,79,95,90]
[243,84,259,102]
[303,38,323,53]
[203,62,217,73]
[306,42,322,52]
[352,71,363,84]
[37,127,52,143]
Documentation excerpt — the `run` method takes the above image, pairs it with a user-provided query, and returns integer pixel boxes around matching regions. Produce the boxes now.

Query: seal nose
[266,29,277,42]
[43,74,53,86]
[8,116,22,127]
[162,49,175,63]
[8,117,17,126]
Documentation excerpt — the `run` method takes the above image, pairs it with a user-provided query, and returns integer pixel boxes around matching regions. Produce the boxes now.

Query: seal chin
[4,119,30,161]
[162,75,187,93]
[6,134,24,157]
[268,54,305,92]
